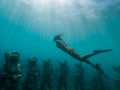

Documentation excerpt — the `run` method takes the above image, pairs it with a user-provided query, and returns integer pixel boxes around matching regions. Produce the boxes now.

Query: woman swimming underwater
[53,34,112,78]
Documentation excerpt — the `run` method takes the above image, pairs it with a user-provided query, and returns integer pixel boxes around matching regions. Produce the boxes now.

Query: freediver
[53,34,112,77]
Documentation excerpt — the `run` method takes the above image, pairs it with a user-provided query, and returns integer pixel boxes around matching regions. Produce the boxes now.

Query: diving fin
[94,49,112,54]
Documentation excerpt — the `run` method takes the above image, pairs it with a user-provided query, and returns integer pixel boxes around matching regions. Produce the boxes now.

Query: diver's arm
[56,40,75,53]
[56,40,68,49]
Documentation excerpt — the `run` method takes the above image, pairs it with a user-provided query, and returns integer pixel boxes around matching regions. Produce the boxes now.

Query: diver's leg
[83,60,106,78]
[82,49,112,59]
[83,60,95,68]
[95,64,107,78]
[84,59,107,78]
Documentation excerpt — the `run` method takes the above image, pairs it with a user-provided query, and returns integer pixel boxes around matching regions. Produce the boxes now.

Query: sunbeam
[0,0,119,39]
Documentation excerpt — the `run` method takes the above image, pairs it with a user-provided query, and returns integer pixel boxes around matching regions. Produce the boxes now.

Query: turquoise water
[0,0,120,90]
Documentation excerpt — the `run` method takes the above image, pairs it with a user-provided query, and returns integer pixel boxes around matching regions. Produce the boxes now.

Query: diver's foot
[94,49,112,54]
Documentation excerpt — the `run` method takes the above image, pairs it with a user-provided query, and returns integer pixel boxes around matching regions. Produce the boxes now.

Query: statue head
[10,51,20,63]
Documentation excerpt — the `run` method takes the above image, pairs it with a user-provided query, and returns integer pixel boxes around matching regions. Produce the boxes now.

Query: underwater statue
[57,61,69,90]
[53,34,112,77]
[40,59,53,90]
[112,65,120,90]
[74,63,85,90]
[92,64,106,90]
[0,51,22,90]
[112,65,120,74]
[22,57,40,90]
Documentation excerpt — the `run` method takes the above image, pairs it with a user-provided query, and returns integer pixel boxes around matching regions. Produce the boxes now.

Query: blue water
[0,0,120,90]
